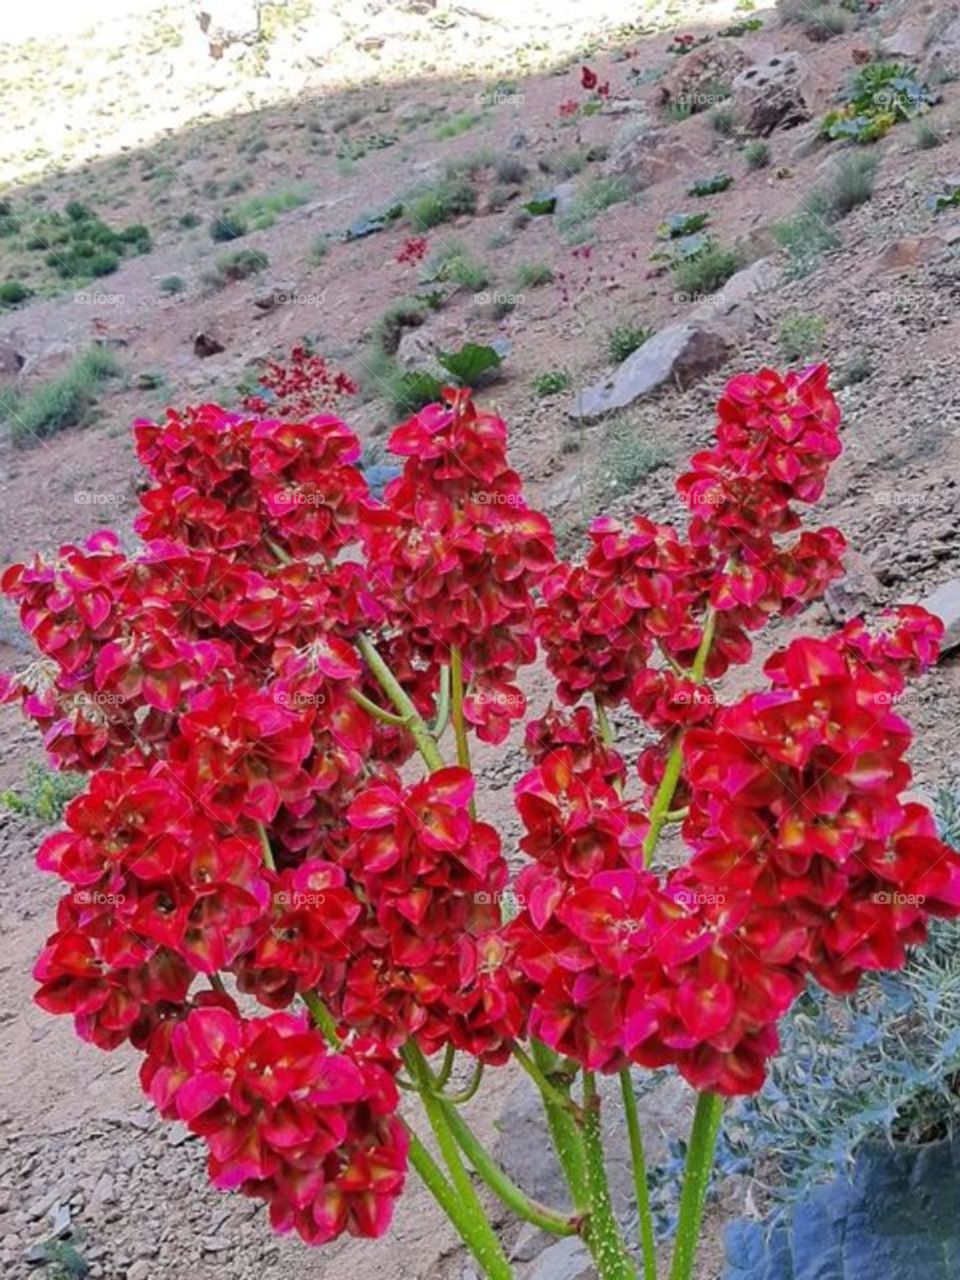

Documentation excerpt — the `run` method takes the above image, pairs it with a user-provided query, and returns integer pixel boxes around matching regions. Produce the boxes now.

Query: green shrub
[557,176,630,233]
[159,275,185,294]
[309,234,330,264]
[820,151,877,217]
[710,105,736,135]
[404,175,477,229]
[605,321,653,364]
[532,368,572,397]
[5,347,120,447]
[1,762,85,825]
[515,261,554,287]
[0,280,30,306]
[233,188,309,231]
[494,155,528,184]
[744,139,770,170]
[178,211,202,229]
[372,297,427,355]
[209,210,248,242]
[778,312,828,363]
[434,112,480,140]
[773,206,840,277]
[215,248,269,281]
[672,240,741,296]
[914,118,945,149]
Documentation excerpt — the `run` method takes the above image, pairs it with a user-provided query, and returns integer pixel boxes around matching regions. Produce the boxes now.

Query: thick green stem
[255,821,277,871]
[403,1043,513,1280]
[357,634,444,770]
[348,686,408,726]
[668,1093,724,1280]
[450,645,471,771]
[532,1040,590,1213]
[442,1102,580,1237]
[581,1073,636,1280]
[619,1069,658,1280]
[406,1125,504,1269]
[435,1060,485,1105]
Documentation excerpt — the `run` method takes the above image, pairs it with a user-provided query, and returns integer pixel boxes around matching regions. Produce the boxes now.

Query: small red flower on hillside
[396,235,428,265]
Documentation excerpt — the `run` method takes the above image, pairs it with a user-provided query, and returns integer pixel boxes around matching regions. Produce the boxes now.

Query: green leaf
[437,342,504,385]
[523,194,557,216]
[657,211,710,239]
[687,174,733,197]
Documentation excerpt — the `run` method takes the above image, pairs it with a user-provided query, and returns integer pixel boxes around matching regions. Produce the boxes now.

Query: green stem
[619,1068,658,1280]
[403,1043,512,1280]
[255,821,276,871]
[430,664,451,738]
[348,686,408,726]
[441,1102,580,1237]
[406,1125,502,1269]
[595,699,614,746]
[642,607,717,869]
[357,634,444,771]
[668,1093,724,1280]
[531,1040,590,1214]
[302,990,342,1049]
[435,1060,484,1105]
[513,1044,583,1121]
[581,1073,636,1280]
[435,1043,456,1090]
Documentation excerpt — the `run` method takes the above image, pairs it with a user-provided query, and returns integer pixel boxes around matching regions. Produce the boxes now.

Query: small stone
[522,1236,593,1280]
[50,1203,71,1237]
[91,1173,116,1207]
[25,1190,58,1221]
[193,331,225,358]
[128,1261,151,1280]
[921,578,960,653]
[133,371,161,389]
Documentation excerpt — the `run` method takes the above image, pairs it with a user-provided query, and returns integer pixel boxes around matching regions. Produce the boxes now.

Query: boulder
[655,44,752,116]
[568,323,732,421]
[603,127,696,189]
[691,256,779,335]
[730,51,811,137]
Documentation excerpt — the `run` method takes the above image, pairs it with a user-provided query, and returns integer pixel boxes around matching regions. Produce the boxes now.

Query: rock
[509,131,529,150]
[25,1189,58,1221]
[521,1236,594,1280]
[601,98,647,115]
[0,341,25,379]
[730,51,811,137]
[91,1173,116,1207]
[50,1203,71,1237]
[921,578,960,652]
[924,6,960,80]
[396,318,465,375]
[252,281,296,312]
[655,43,752,116]
[552,181,579,214]
[882,4,936,60]
[870,236,944,275]
[602,126,695,189]
[193,331,225,358]
[511,1221,551,1262]
[133,371,161,390]
[824,552,883,624]
[569,324,733,421]
[394,100,433,123]
[690,257,779,335]
[128,1263,151,1280]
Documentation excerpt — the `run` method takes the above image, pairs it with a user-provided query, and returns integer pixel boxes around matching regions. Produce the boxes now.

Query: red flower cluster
[144,1004,407,1243]
[538,367,847,711]
[362,389,555,742]
[395,236,428,265]
[580,66,610,97]
[240,345,357,419]
[5,358,958,1257]
[511,610,960,1093]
